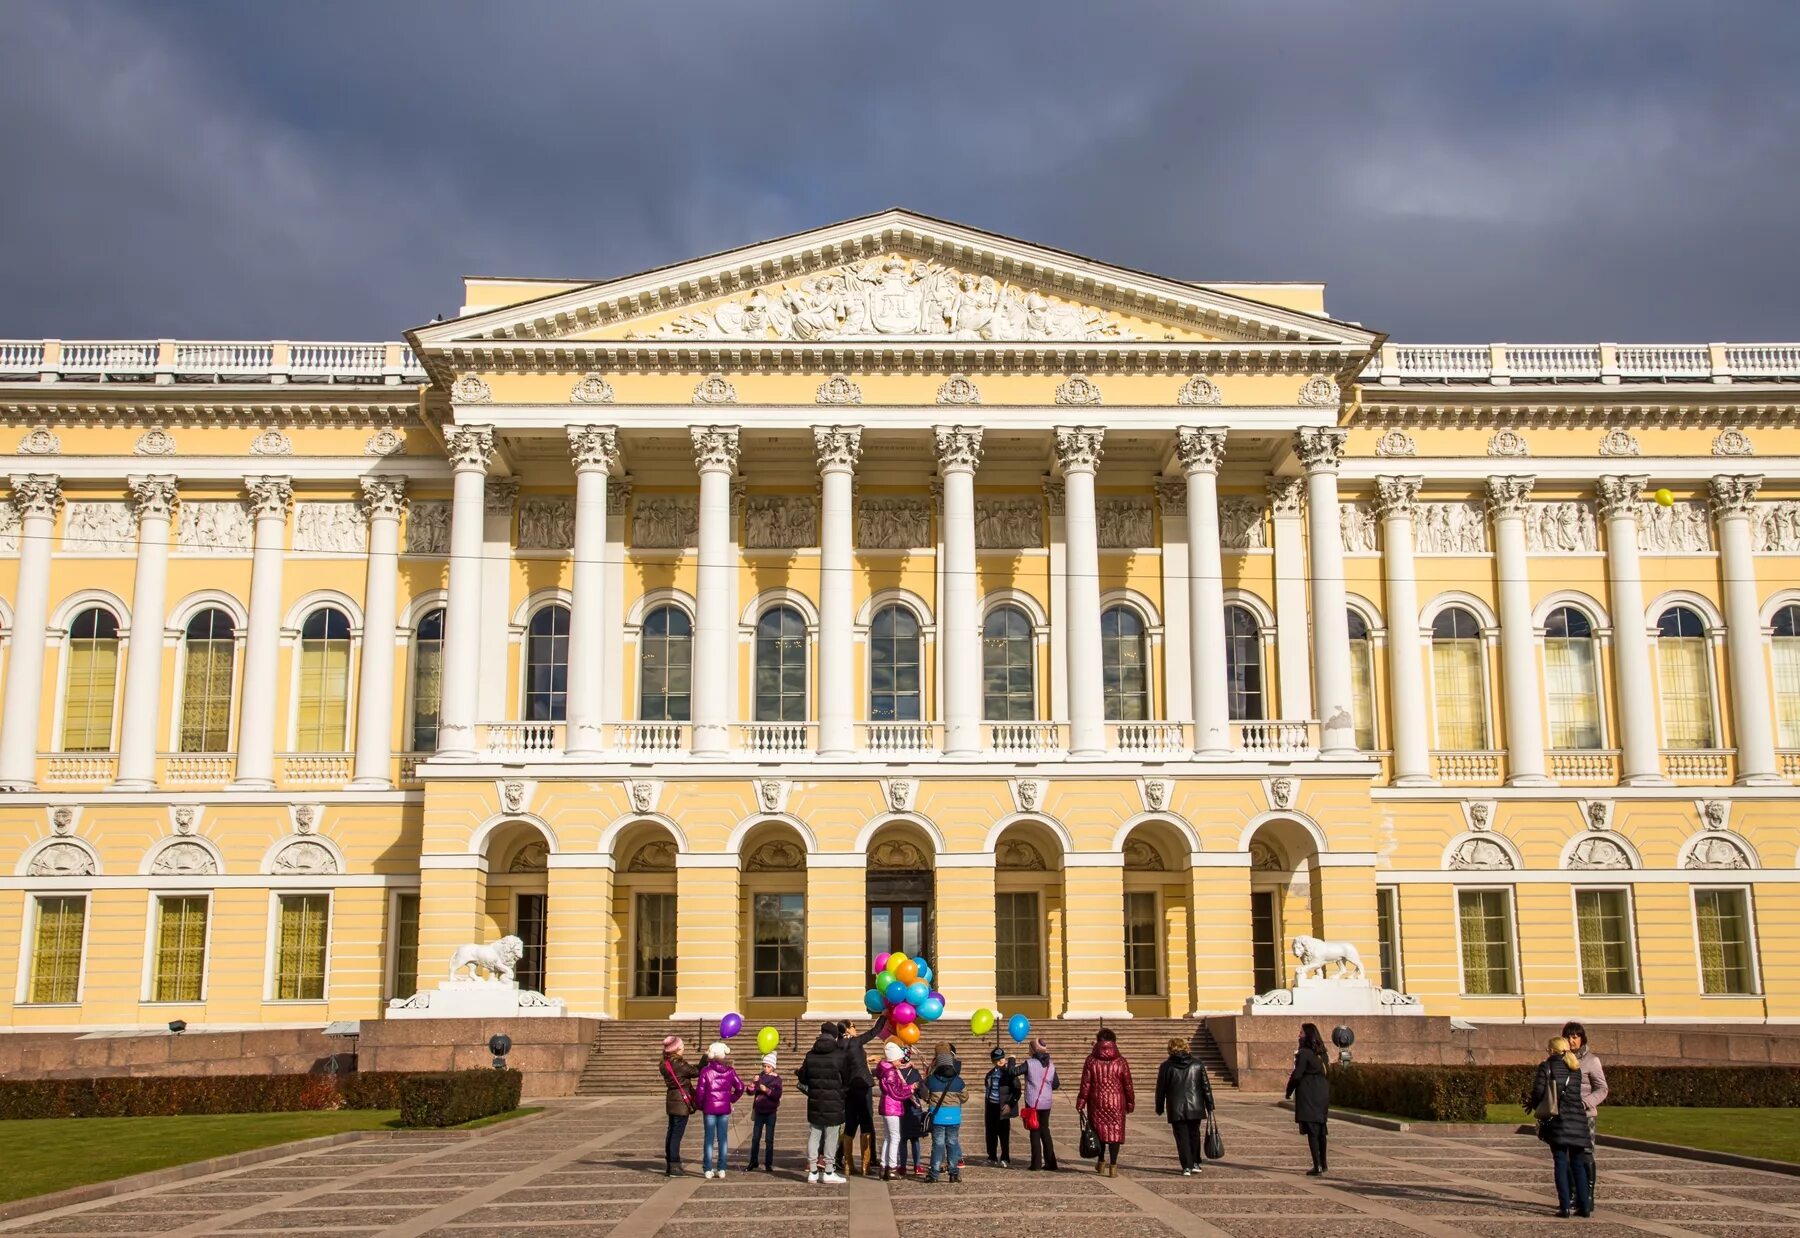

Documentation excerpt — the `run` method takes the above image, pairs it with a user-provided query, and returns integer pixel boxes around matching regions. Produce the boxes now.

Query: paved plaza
[3,1094,1799,1237]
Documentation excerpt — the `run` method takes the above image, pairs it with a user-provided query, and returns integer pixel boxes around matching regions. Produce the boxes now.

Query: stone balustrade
[0,339,423,384]
[1364,340,1800,384]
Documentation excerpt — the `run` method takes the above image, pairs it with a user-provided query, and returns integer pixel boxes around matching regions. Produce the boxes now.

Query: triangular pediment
[412,209,1379,354]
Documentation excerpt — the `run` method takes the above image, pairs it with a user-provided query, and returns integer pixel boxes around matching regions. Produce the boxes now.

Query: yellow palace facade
[3,211,1799,1035]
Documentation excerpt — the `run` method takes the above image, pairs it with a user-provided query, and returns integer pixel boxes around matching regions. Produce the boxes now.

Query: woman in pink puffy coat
[695,1042,745,1180]
[875,1041,917,1181]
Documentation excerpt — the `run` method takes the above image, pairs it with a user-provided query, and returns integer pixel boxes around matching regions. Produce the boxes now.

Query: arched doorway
[991,819,1064,1021]
[482,819,552,994]
[865,821,936,985]
[611,820,680,1018]
[1244,817,1323,995]
[1119,820,1192,1018]
[738,820,810,1019]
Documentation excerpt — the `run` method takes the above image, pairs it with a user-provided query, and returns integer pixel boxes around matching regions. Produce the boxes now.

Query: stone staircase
[577,1015,1234,1096]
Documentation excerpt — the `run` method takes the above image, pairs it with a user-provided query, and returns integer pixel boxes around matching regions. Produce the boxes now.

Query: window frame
[1123,888,1163,998]
[521,601,573,724]
[867,602,924,723]
[289,605,356,753]
[632,890,678,1000]
[175,606,240,755]
[1427,604,1494,751]
[56,605,123,754]
[1692,884,1762,997]
[1571,885,1640,997]
[1347,607,1380,751]
[1652,603,1722,751]
[1375,885,1402,993]
[1453,885,1519,997]
[406,605,447,754]
[141,891,214,1005]
[981,602,1039,722]
[17,892,90,1006]
[1542,604,1608,752]
[1772,601,1800,750]
[386,888,422,1002]
[1223,602,1267,723]
[513,890,549,995]
[1100,602,1153,722]
[994,889,1045,999]
[749,890,807,1000]
[752,603,811,723]
[637,602,695,723]
[265,890,333,1003]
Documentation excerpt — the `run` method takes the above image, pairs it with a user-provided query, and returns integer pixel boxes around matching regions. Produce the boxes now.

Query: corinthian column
[1711,474,1781,784]
[114,476,178,789]
[814,426,862,756]
[1598,475,1666,784]
[437,426,494,759]
[1269,477,1313,720]
[691,426,739,757]
[565,426,618,757]
[232,476,292,789]
[936,426,983,756]
[1177,428,1230,757]
[1487,475,1550,784]
[1057,427,1107,757]
[351,476,406,787]
[1296,428,1357,757]
[1375,476,1432,783]
[0,475,61,789]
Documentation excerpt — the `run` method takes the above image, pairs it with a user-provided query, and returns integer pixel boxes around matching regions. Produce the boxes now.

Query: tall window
[391,892,420,1000]
[152,895,209,1002]
[515,893,547,994]
[634,892,677,998]
[295,607,352,752]
[28,894,86,1004]
[1544,606,1603,750]
[1124,891,1161,997]
[1431,607,1489,750]
[869,605,922,722]
[1457,889,1516,995]
[525,604,571,722]
[1347,610,1377,750]
[273,893,329,1000]
[1771,604,1800,748]
[752,893,806,998]
[982,605,1036,721]
[639,605,693,722]
[1375,887,1402,991]
[1101,605,1149,721]
[179,609,236,753]
[1694,888,1756,995]
[1575,888,1636,995]
[61,607,120,751]
[1656,606,1715,749]
[409,608,445,752]
[995,892,1042,996]
[1224,604,1265,721]
[754,605,807,722]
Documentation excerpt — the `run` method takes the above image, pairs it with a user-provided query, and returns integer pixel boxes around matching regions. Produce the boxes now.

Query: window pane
[525,605,571,722]
[754,606,807,722]
[634,893,677,998]
[410,609,445,752]
[154,896,208,1002]
[61,609,120,752]
[392,893,420,1000]
[1457,889,1515,995]
[869,606,922,723]
[1432,636,1489,750]
[1124,891,1161,996]
[752,892,806,999]
[296,609,351,752]
[995,891,1042,997]
[1773,616,1800,749]
[1375,887,1401,991]
[515,894,548,994]
[1349,629,1377,750]
[639,606,693,723]
[180,610,236,753]
[1658,636,1715,749]
[1575,888,1636,995]
[1545,627,1603,750]
[275,894,330,1000]
[29,895,85,1004]
[1102,606,1149,721]
[1225,606,1264,722]
[982,606,1036,721]
[1695,888,1755,995]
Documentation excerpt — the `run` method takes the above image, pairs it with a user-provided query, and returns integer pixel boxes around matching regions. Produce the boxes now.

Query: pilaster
[933,859,997,1016]
[546,860,614,1017]
[802,858,868,1018]
[1188,860,1255,1014]
[1060,860,1130,1019]
[671,856,740,1018]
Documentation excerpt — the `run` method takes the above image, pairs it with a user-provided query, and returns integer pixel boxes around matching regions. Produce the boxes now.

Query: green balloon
[970,1007,996,1036]
[756,1025,780,1055]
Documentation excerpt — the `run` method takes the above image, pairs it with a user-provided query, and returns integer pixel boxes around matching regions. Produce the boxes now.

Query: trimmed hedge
[1329,1064,1490,1122]
[0,1069,500,1123]
[1324,1064,1800,1122]
[396,1070,522,1128]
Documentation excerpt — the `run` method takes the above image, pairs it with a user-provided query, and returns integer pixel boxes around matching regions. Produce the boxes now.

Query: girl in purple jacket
[695,1042,745,1179]
[747,1051,783,1172]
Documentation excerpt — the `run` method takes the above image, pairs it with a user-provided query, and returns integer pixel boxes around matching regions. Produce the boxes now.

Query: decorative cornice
[1053,374,1103,406]
[1595,474,1648,521]
[1174,427,1226,475]
[1294,426,1347,473]
[1485,474,1536,518]
[359,475,408,523]
[570,373,615,404]
[691,426,740,472]
[127,475,178,523]
[1373,475,1423,520]
[7,473,62,518]
[443,425,495,473]
[1708,473,1763,518]
[1268,476,1305,516]
[815,374,862,406]
[1176,375,1223,407]
[1053,426,1105,473]
[244,475,292,519]
[568,425,620,473]
[1297,375,1341,407]
[934,425,983,473]
[813,426,863,473]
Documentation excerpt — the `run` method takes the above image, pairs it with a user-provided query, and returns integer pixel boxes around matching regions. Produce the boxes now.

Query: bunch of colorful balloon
[863,951,945,1047]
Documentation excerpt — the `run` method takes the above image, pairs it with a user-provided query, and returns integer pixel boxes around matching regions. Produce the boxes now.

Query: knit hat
[663,1035,684,1055]
[885,1041,906,1062]
[990,1047,1006,1062]
[1029,1037,1049,1055]
[707,1041,730,1060]
[762,1052,778,1069]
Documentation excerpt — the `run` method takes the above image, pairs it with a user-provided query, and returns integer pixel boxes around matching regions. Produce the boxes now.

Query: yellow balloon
[1654,488,1675,507]
[970,1007,996,1036]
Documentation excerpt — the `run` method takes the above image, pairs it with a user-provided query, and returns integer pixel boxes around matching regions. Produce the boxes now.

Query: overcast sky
[2,1,1797,343]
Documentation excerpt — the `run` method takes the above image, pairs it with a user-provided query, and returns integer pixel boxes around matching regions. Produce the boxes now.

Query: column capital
[1709,473,1763,518]
[1485,474,1536,518]
[812,425,863,473]
[1268,476,1305,517]
[1373,474,1423,520]
[934,425,984,473]
[1053,426,1105,474]
[359,474,408,522]
[1174,427,1227,475]
[1596,474,1649,521]
[127,474,178,522]
[444,424,495,473]
[7,473,62,518]
[1295,426,1348,473]
[568,425,620,472]
[1155,478,1187,516]
[244,475,292,518]
[691,425,740,473]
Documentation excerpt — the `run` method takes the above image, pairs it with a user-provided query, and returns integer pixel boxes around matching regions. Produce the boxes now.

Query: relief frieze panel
[744,495,818,550]
[975,497,1043,549]
[632,495,699,549]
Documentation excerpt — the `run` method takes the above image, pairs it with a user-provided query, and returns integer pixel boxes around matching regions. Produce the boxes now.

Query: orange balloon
[895,1021,921,1046]
[892,957,920,984]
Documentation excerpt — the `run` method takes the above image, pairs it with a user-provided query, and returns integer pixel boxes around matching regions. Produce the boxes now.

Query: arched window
[1101,605,1149,721]
[1224,604,1265,721]
[61,607,120,752]
[1544,605,1603,751]
[639,605,693,722]
[179,609,236,753]
[982,605,1036,721]
[296,608,352,752]
[754,605,808,722]
[1774,603,1800,749]
[409,608,445,752]
[1656,605,1715,749]
[869,605,921,722]
[1430,606,1488,750]
[525,604,571,722]
[1346,609,1376,751]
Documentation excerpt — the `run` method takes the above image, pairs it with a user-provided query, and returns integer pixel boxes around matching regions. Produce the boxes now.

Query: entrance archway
[610,820,681,1018]
[481,818,552,994]
[737,819,810,1018]
[865,820,936,986]
[991,818,1064,1021]
[1244,816,1323,995]
[1118,819,1192,1018]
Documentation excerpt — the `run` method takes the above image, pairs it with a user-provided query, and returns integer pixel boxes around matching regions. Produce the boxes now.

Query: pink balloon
[892,1001,917,1025]
[874,952,892,975]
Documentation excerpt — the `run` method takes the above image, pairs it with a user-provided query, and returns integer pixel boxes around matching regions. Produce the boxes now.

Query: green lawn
[1484,1104,1800,1162]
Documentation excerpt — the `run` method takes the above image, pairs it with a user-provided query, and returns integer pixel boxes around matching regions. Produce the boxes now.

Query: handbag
[1532,1065,1560,1121]
[1021,1068,1045,1129]
[1078,1113,1101,1160]
[1203,1116,1224,1161]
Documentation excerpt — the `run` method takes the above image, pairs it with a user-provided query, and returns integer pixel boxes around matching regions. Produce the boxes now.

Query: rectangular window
[61,639,119,752]
[1376,886,1402,992]
[994,892,1042,997]
[28,895,86,1004]
[274,894,329,1000]
[1695,888,1756,995]
[1775,638,1800,749]
[751,893,805,999]
[634,892,677,999]
[410,643,443,753]
[179,640,235,753]
[1545,637,1604,750]
[296,640,351,752]
[515,893,548,994]
[1575,888,1636,995]
[1123,891,1161,997]
[1250,890,1279,994]
[1457,889,1516,996]
[153,895,209,1002]
[1658,638,1715,749]
[391,892,420,1000]
[1349,640,1377,751]
[1432,640,1489,750]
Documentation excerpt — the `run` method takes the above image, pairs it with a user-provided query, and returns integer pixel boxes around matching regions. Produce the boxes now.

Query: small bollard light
[488,1032,513,1071]
[168,1019,187,1034]
[1331,1023,1355,1065]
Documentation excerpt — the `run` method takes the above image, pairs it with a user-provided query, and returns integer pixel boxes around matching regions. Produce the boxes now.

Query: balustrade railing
[1547,750,1619,783]
[1660,748,1734,782]
[477,722,565,757]
[1367,341,1800,384]
[396,756,423,786]
[612,721,688,757]
[0,340,45,371]
[1780,750,1800,780]
[1432,750,1504,783]
[280,753,352,786]
[161,753,236,786]
[985,721,1065,756]
[0,339,425,383]
[737,721,814,756]
[859,721,940,755]
[40,753,117,785]
[1109,720,1188,756]
[1233,720,1317,756]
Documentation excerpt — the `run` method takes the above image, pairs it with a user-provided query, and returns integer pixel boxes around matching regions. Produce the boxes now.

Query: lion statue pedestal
[1246,935,1422,1016]
[386,935,567,1019]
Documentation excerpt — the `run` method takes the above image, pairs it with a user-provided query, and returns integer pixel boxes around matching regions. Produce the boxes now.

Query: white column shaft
[817,463,856,755]
[1716,506,1778,782]
[940,468,980,755]
[233,483,290,788]
[1601,484,1664,783]
[1270,485,1314,720]
[438,463,488,758]
[1063,464,1105,756]
[351,488,403,786]
[115,481,176,788]
[1491,504,1549,783]
[692,463,734,756]
[565,462,610,756]
[1305,469,1357,756]
[0,484,58,788]
[1377,498,1431,783]
[1186,468,1229,757]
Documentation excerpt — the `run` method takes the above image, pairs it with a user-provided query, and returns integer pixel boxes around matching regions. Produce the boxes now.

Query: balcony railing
[0,339,424,385]
[280,753,352,786]
[1547,750,1620,783]
[1432,750,1504,783]
[1661,748,1735,783]
[612,721,688,758]
[985,721,1066,756]
[1780,750,1800,780]
[1109,720,1188,757]
[161,753,236,787]
[1233,720,1318,757]
[477,722,565,757]
[1362,341,1800,385]
[860,721,940,755]
[40,753,117,785]
[737,722,814,757]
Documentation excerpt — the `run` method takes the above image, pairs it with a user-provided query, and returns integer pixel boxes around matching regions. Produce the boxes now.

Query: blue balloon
[905,980,930,1006]
[917,995,945,1022]
[914,960,933,984]
[864,988,886,1016]
[885,979,909,1005]
[1008,1013,1032,1044]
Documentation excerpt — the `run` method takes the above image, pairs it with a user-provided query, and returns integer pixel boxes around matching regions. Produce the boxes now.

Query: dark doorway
[515,893,548,993]
[1250,890,1279,994]
[867,870,932,981]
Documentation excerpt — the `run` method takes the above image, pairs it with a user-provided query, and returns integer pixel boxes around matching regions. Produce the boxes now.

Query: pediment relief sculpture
[996,839,1047,871]
[152,841,219,876]
[1219,499,1268,550]
[747,839,805,871]
[294,502,367,554]
[1096,497,1154,549]
[65,502,135,554]
[869,839,930,871]
[1567,837,1631,871]
[1684,836,1751,870]
[274,840,339,875]
[1414,502,1488,554]
[632,495,699,549]
[1124,839,1166,871]
[975,498,1043,549]
[1637,500,1712,553]
[628,840,677,872]
[1339,502,1378,553]
[406,501,451,555]
[1449,837,1514,871]
[1751,502,1800,553]
[29,841,94,877]
[517,497,575,551]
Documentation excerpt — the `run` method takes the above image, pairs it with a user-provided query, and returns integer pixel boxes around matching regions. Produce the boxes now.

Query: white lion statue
[448,935,525,984]
[1292,935,1366,982]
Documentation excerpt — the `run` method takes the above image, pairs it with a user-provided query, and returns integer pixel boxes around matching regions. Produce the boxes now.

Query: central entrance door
[867,871,933,979]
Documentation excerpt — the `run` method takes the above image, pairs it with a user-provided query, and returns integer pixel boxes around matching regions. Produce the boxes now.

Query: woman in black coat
[1153,1036,1216,1175]
[1283,1022,1330,1175]
[1525,1037,1594,1217]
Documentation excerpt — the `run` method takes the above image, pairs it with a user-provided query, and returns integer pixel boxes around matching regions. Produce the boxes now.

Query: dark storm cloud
[2,0,1798,341]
